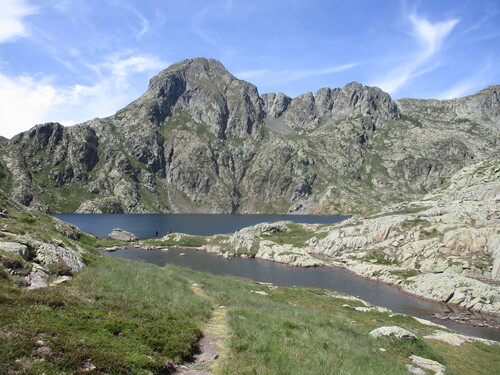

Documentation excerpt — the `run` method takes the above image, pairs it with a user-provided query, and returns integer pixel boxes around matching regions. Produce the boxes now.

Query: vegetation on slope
[0,187,498,374]
[1,251,499,374]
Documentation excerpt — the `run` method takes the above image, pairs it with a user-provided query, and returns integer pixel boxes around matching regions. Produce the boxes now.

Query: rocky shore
[141,160,499,320]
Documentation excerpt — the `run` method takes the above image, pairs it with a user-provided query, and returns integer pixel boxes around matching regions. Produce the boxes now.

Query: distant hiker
[168,229,173,234]
[155,230,159,238]
[45,204,50,214]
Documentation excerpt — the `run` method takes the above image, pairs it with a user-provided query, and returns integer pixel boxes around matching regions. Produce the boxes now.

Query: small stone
[406,364,427,374]
[251,290,268,296]
[369,326,418,340]
[409,355,446,373]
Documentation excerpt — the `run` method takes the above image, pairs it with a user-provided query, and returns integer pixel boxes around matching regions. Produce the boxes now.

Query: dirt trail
[175,283,228,375]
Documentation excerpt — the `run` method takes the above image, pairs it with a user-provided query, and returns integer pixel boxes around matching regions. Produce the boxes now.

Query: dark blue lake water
[53,213,348,238]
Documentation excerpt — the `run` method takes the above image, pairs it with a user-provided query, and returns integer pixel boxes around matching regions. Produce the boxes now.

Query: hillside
[0,58,498,214]
[0,188,498,374]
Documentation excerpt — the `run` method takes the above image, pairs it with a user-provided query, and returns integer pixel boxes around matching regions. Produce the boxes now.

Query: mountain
[0,58,498,214]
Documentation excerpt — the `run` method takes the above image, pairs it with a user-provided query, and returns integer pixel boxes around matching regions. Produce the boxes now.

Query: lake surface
[103,247,500,341]
[53,213,348,238]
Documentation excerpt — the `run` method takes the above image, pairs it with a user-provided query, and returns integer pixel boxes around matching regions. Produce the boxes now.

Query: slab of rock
[424,329,499,347]
[423,330,465,346]
[409,355,446,374]
[108,228,137,241]
[406,365,427,375]
[0,241,30,260]
[27,263,49,290]
[35,243,85,273]
[255,241,323,267]
[402,273,500,315]
[369,326,418,340]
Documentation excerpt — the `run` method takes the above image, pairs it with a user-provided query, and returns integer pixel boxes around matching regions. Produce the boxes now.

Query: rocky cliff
[0,58,498,214]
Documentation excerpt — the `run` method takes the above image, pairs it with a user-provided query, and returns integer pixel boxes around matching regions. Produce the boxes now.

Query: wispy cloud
[0,0,37,42]
[96,54,166,84]
[0,54,167,138]
[235,63,358,86]
[436,61,493,99]
[107,0,151,39]
[372,10,458,94]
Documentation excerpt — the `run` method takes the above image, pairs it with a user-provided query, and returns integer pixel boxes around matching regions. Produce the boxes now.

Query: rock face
[0,188,89,289]
[0,58,498,214]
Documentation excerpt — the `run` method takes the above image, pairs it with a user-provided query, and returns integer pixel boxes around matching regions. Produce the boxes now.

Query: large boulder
[108,228,137,242]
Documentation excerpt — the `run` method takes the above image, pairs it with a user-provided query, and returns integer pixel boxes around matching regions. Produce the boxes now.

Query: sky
[0,0,499,138]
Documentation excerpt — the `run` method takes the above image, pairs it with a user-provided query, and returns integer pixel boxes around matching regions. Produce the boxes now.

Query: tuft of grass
[262,223,327,248]
[362,251,398,265]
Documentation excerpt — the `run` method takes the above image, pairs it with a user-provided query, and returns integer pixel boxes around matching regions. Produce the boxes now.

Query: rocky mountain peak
[0,58,498,216]
[262,81,400,131]
[139,57,264,139]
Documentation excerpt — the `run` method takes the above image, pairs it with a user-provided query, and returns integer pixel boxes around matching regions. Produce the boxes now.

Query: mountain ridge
[0,58,498,214]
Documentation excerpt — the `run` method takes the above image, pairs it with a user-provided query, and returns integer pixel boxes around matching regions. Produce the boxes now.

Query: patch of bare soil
[174,284,228,375]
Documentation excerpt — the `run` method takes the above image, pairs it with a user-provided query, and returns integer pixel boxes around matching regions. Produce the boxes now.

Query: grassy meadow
[1,248,499,374]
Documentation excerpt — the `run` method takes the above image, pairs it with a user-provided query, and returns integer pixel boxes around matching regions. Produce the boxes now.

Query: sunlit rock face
[0,58,498,215]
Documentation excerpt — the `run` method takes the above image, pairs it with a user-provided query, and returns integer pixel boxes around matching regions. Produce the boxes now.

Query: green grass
[0,257,212,374]
[1,253,499,374]
[401,218,431,230]
[362,251,398,266]
[262,223,327,248]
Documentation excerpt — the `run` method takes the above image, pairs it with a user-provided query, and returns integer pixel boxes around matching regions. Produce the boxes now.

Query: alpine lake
[55,213,500,341]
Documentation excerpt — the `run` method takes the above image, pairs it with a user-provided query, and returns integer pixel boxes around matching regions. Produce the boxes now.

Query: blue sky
[0,0,499,138]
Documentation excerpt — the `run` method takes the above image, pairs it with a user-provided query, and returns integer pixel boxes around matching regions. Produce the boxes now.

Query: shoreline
[101,244,500,333]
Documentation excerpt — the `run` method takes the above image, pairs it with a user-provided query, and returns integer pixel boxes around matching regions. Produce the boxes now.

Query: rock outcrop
[0,58,498,215]
[198,161,500,315]
[0,189,89,289]
[369,326,418,340]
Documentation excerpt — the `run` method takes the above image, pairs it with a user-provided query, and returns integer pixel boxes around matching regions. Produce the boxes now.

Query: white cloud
[0,54,167,138]
[372,11,458,94]
[436,62,493,99]
[103,55,165,78]
[235,63,358,86]
[0,0,37,42]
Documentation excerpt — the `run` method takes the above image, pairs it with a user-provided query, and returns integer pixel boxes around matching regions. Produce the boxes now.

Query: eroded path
[175,283,228,375]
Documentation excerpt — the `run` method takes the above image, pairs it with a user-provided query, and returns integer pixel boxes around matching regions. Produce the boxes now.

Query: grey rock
[369,326,418,340]
[108,228,137,241]
[409,355,446,374]
[406,365,427,375]
[34,242,85,273]
[27,263,49,290]
[1,58,497,216]
[0,241,29,260]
